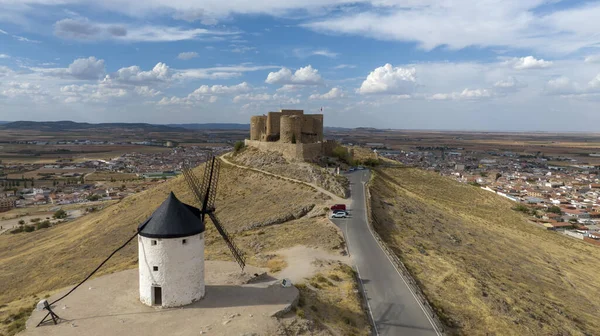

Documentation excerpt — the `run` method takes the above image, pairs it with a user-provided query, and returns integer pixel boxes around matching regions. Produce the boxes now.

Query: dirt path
[275,246,350,283]
[220,153,346,204]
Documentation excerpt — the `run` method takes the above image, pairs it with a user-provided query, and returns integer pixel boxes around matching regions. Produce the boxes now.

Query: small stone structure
[138,192,205,308]
[247,109,338,161]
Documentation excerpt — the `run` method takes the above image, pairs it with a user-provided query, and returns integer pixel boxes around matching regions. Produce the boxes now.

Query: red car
[330,204,346,211]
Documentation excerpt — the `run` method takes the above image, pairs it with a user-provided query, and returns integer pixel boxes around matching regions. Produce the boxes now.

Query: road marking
[358,172,443,336]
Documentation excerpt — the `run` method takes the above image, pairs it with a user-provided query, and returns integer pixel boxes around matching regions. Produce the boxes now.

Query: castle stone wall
[280,115,302,143]
[245,140,328,161]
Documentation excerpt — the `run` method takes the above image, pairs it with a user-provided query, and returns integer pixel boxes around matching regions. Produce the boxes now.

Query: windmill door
[153,286,162,306]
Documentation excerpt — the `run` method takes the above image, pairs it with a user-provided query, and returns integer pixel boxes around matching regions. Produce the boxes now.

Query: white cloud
[192,82,251,95]
[293,48,338,58]
[333,64,356,69]
[585,55,600,64]
[60,83,129,103]
[358,64,416,95]
[1,82,47,100]
[209,96,218,103]
[177,52,198,60]
[175,65,279,80]
[428,88,492,100]
[0,54,9,59]
[507,56,552,70]
[302,1,600,55]
[232,93,300,104]
[276,84,304,93]
[543,73,600,97]
[265,65,323,85]
[14,35,40,43]
[106,62,170,85]
[135,86,162,97]
[0,29,7,35]
[309,87,344,100]
[494,76,526,92]
[36,57,106,80]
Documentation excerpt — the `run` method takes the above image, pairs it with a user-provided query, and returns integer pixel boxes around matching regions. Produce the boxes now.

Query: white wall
[138,233,205,307]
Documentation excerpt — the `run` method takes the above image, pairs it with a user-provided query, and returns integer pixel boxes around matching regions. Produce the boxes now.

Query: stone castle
[245,109,336,161]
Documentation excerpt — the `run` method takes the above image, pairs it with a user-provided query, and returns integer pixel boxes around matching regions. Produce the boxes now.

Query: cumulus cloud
[38,57,106,80]
[177,52,198,60]
[309,87,344,100]
[192,82,251,95]
[507,56,552,70]
[265,65,323,85]
[105,63,171,85]
[1,82,47,99]
[493,76,526,92]
[358,64,416,95]
[429,88,492,100]
[60,83,129,103]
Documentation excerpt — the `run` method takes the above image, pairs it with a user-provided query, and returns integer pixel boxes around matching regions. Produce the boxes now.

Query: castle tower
[138,192,205,308]
[280,115,302,143]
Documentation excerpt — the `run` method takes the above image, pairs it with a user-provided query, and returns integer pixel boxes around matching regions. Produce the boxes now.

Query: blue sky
[1,0,600,131]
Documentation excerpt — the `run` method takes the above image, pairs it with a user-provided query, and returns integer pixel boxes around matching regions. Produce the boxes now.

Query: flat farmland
[6,167,95,179]
[0,144,170,163]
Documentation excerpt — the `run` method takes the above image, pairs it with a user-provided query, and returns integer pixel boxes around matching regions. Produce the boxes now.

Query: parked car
[333,210,349,216]
[331,204,346,211]
[331,211,347,218]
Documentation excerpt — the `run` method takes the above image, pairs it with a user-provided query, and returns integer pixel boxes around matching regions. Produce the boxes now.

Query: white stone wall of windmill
[138,229,205,307]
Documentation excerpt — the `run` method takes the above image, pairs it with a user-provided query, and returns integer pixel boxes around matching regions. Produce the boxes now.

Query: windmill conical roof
[138,192,204,238]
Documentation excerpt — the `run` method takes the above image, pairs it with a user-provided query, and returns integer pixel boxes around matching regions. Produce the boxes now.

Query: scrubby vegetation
[370,167,600,335]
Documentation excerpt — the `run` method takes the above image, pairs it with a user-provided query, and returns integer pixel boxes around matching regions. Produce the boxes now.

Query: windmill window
[153,266,158,271]
[151,240,157,246]
[182,239,187,245]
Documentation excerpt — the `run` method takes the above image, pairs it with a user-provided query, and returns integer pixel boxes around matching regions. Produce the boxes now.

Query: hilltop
[370,167,600,335]
[0,160,368,336]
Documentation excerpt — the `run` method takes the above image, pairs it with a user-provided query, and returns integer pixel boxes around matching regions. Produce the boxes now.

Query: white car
[331,211,348,218]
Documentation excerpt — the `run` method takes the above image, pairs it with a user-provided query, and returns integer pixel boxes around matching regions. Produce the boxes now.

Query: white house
[137,192,205,308]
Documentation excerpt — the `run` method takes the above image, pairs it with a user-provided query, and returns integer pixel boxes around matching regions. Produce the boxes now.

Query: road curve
[332,170,441,336]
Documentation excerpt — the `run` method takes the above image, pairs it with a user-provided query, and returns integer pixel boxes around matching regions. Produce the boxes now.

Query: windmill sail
[182,155,245,270]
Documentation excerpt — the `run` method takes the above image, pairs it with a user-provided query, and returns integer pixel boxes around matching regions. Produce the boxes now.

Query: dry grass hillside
[230,147,349,198]
[0,161,366,336]
[370,167,600,335]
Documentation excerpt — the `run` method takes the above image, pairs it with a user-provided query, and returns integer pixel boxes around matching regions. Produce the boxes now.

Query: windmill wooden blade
[207,212,246,270]
[181,155,245,270]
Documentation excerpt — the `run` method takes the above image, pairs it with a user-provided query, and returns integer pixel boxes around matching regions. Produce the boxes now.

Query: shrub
[53,209,67,219]
[23,225,35,232]
[362,158,380,167]
[36,220,51,230]
[30,218,41,223]
[332,146,351,164]
[233,141,245,153]
[18,219,25,225]
[296,308,305,318]
[513,204,530,213]
[87,194,100,201]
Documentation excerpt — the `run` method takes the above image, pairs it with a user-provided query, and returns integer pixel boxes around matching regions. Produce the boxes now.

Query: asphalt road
[331,170,440,336]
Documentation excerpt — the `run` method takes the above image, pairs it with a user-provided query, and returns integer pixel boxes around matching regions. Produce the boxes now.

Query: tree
[87,194,100,202]
[547,206,562,214]
[332,146,351,164]
[53,209,67,219]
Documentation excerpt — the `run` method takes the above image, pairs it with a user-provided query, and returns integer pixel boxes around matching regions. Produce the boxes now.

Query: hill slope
[0,121,185,132]
[370,167,600,335]
[0,161,367,335]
